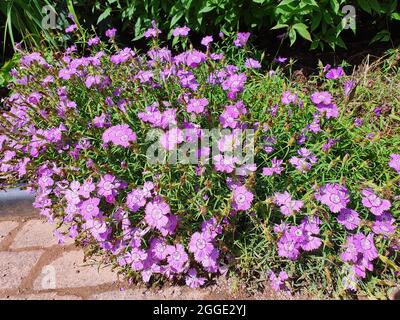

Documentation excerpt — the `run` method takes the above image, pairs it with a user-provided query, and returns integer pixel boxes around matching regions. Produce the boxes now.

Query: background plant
[73,0,400,50]
[2,0,399,55]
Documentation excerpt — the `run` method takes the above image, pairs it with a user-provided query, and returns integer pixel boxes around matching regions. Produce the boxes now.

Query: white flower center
[369,196,382,207]
[173,251,181,260]
[362,239,372,250]
[152,208,163,219]
[196,239,206,250]
[103,182,112,191]
[330,194,341,204]
[236,194,246,204]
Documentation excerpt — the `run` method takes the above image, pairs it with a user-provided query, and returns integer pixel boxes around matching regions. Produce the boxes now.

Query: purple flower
[186,50,206,68]
[201,36,213,47]
[221,73,247,97]
[102,125,137,148]
[110,48,135,65]
[127,248,148,271]
[344,80,355,96]
[315,183,349,213]
[144,21,161,38]
[281,91,297,105]
[337,208,361,230]
[78,179,96,199]
[126,189,147,212]
[186,98,208,114]
[311,91,339,119]
[361,189,391,216]
[185,268,206,288]
[311,91,332,105]
[326,67,345,80]
[135,70,154,83]
[273,191,303,216]
[149,237,169,260]
[199,248,219,272]
[244,58,261,69]
[213,154,239,173]
[314,103,339,119]
[307,116,321,133]
[372,212,396,236]
[322,138,337,152]
[85,75,102,88]
[232,186,254,211]
[105,28,117,39]
[269,271,289,292]
[354,118,363,127]
[189,232,214,262]
[166,244,188,273]
[78,197,100,219]
[234,32,250,47]
[97,174,117,197]
[373,106,382,116]
[160,128,184,151]
[159,214,178,237]
[93,112,110,128]
[172,26,190,37]
[201,217,222,240]
[145,199,170,230]
[341,233,378,278]
[65,24,77,33]
[277,234,301,260]
[389,154,400,174]
[289,148,317,173]
[274,56,287,64]
[88,36,100,46]
[219,101,247,128]
[262,157,284,176]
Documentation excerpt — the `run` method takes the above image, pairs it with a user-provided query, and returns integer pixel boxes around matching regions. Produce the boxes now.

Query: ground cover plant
[0,21,399,299]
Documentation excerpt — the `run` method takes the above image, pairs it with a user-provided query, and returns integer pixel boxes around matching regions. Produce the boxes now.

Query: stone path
[0,214,283,300]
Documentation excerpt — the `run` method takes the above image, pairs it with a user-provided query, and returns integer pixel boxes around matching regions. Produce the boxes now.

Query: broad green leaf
[330,0,340,13]
[170,12,184,28]
[288,27,297,46]
[293,23,312,41]
[97,7,112,24]
[311,11,322,31]
[271,23,289,30]
[391,12,400,20]
[357,0,371,14]
[199,6,215,14]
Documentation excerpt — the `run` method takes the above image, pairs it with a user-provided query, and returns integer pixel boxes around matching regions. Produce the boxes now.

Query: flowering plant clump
[0,21,399,298]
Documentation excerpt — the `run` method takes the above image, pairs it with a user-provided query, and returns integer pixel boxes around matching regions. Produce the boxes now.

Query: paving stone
[0,221,19,242]
[0,292,82,300]
[33,250,118,290]
[90,287,210,300]
[0,251,43,290]
[10,220,72,249]
[89,289,150,300]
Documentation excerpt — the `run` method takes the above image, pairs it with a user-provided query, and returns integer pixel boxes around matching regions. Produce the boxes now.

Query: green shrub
[76,0,400,49]
[0,24,399,298]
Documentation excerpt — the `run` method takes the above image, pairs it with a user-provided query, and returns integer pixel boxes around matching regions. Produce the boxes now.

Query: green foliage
[74,0,399,49]
[1,1,399,52]
[0,54,19,88]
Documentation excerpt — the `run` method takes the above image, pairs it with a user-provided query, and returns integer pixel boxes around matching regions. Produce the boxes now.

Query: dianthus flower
[315,183,349,213]
[102,125,137,148]
[361,189,391,216]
